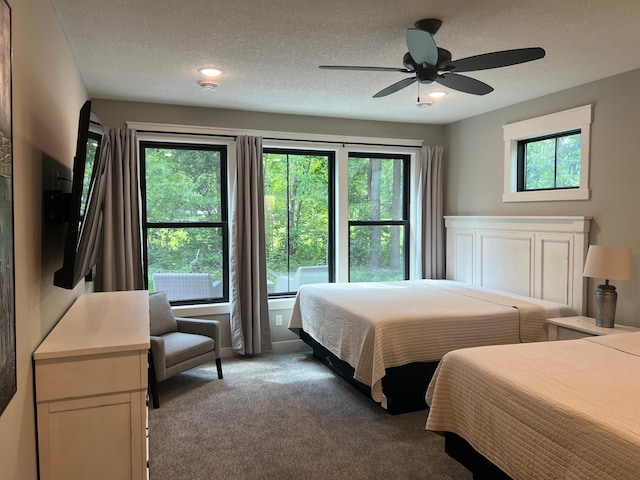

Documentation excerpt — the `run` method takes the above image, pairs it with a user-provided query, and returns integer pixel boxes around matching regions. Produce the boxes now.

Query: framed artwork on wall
[0,0,15,417]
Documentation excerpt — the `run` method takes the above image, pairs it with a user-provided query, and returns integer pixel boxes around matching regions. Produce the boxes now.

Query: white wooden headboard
[445,216,591,315]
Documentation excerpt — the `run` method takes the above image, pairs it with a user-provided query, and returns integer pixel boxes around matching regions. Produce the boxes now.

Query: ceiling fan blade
[436,73,494,95]
[406,28,438,66]
[373,77,417,98]
[445,47,546,73]
[319,65,411,73]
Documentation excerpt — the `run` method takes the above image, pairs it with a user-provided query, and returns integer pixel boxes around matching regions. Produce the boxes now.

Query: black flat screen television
[53,100,103,289]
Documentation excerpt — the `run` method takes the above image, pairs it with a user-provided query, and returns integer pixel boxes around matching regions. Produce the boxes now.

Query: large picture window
[263,148,334,295]
[141,142,228,304]
[348,153,409,282]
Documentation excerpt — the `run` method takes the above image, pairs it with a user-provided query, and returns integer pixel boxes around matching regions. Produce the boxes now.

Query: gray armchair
[148,291,223,407]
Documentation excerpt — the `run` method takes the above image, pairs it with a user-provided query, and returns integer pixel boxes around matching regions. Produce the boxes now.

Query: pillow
[149,291,178,336]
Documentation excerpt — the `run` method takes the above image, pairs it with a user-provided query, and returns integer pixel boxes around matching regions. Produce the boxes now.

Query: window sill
[171,296,297,317]
[502,187,590,203]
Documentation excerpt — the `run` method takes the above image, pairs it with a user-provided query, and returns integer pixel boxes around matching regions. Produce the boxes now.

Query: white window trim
[502,105,592,203]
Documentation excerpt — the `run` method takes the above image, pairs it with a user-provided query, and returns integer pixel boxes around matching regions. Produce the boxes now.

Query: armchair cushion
[176,318,222,357]
[162,332,215,368]
[149,291,178,336]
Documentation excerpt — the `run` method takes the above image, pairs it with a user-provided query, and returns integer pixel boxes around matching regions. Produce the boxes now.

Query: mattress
[289,279,573,403]
[425,332,640,480]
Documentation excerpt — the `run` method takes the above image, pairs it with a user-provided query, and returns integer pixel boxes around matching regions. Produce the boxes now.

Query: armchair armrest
[149,335,167,382]
[176,317,222,360]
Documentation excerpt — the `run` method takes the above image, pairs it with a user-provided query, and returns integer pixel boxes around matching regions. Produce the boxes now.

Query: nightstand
[547,316,640,341]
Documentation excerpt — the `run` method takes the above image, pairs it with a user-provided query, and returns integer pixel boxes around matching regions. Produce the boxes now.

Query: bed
[289,216,591,413]
[425,332,640,480]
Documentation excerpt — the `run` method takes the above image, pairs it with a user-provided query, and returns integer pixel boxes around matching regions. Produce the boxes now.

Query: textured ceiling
[50,0,640,125]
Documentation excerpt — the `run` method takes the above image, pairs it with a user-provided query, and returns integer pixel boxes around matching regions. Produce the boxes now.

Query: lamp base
[594,284,617,328]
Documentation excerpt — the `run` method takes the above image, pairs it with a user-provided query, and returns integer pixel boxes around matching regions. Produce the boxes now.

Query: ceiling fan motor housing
[416,67,438,83]
[414,18,443,35]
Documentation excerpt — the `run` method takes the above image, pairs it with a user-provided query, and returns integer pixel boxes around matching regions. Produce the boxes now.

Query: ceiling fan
[319,18,545,97]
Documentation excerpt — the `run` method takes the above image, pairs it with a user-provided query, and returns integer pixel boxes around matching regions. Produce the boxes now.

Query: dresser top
[34,291,150,360]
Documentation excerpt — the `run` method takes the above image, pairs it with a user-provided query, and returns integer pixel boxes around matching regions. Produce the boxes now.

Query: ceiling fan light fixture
[416,99,433,108]
[198,80,219,91]
[428,91,447,98]
[198,67,224,77]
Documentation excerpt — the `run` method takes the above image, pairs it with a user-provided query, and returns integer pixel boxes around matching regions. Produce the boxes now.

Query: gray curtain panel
[416,145,444,279]
[100,128,144,291]
[229,136,272,355]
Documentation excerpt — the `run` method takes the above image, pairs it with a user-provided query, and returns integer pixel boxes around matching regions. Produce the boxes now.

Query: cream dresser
[34,291,150,480]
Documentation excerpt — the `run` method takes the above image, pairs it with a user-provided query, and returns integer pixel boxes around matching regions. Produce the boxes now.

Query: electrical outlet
[275,314,283,326]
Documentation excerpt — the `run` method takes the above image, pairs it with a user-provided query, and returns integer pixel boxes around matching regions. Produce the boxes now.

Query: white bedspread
[289,279,557,402]
[425,332,640,480]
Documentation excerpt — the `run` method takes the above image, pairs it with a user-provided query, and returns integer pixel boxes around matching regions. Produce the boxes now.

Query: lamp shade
[583,245,631,281]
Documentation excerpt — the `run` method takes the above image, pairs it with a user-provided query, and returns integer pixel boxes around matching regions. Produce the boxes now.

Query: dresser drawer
[35,350,146,402]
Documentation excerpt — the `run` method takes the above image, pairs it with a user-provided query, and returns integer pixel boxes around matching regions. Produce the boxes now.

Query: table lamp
[582,245,631,327]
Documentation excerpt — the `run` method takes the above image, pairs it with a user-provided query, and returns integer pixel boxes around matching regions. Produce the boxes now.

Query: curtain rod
[135,129,423,150]
[130,123,424,150]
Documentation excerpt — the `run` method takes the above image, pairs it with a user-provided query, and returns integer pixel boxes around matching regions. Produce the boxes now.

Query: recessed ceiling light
[198,80,219,91]
[428,91,447,98]
[198,67,223,77]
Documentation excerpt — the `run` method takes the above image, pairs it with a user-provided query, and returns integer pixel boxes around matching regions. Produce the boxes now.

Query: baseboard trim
[220,339,309,358]
[272,339,310,354]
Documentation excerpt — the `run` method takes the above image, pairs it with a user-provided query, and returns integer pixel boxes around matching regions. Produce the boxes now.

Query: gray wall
[444,68,640,326]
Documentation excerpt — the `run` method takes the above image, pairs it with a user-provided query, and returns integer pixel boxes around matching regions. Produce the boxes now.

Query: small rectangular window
[517,130,581,192]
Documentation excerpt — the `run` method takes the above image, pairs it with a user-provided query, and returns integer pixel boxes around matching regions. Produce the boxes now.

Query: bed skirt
[299,330,438,414]
[444,433,512,480]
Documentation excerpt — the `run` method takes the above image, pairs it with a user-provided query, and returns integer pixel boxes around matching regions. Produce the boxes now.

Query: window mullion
[553,137,559,189]
[285,154,291,291]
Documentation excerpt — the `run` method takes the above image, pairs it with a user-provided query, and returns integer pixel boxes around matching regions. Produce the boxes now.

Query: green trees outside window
[518,130,581,191]
[141,142,228,303]
[263,149,332,294]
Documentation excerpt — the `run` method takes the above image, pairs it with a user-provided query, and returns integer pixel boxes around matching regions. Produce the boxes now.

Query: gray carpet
[149,350,472,480]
